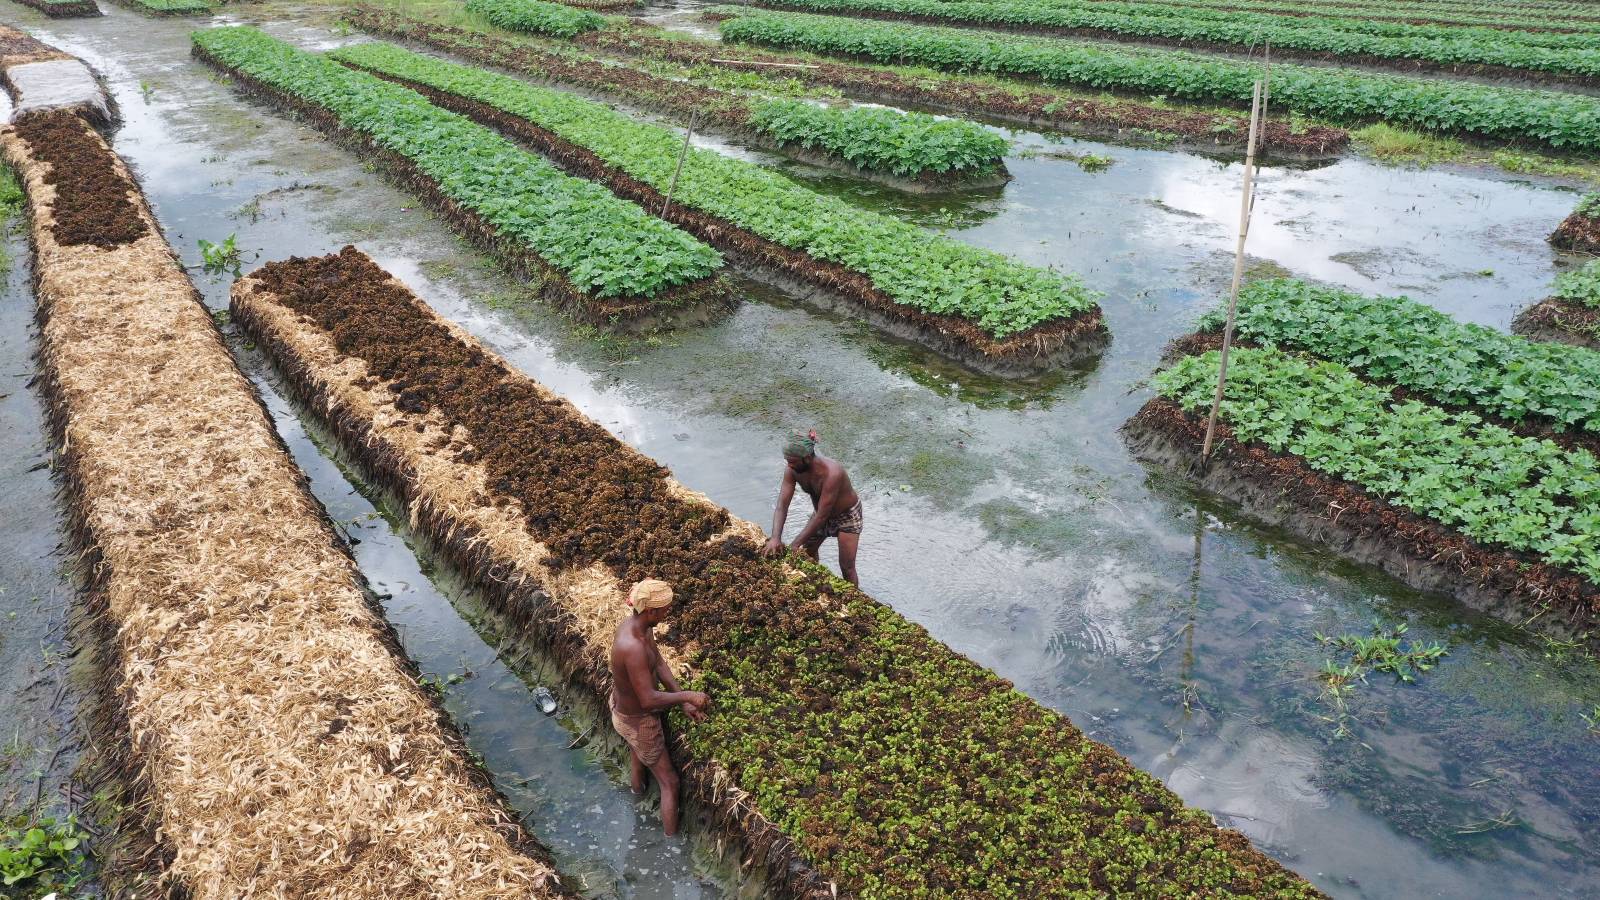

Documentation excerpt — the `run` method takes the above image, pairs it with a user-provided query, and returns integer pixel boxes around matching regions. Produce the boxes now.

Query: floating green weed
[198,234,243,275]
[0,814,91,895]
[1313,620,1448,737]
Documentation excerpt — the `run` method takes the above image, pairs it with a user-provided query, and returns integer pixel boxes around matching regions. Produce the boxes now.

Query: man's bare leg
[630,749,647,794]
[837,531,860,587]
[647,755,682,835]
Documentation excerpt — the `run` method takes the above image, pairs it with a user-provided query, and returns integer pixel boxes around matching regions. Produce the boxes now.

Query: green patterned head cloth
[782,429,817,458]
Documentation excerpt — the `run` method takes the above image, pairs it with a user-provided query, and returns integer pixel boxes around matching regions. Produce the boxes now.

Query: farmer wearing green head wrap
[761,429,864,587]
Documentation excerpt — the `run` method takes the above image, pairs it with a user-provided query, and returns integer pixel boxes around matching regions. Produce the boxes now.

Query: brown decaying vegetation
[7,109,570,899]
[1124,397,1600,647]
[345,8,1008,192]
[234,247,1317,899]
[1550,210,1600,254]
[0,24,74,63]
[1512,297,1600,351]
[569,22,1348,159]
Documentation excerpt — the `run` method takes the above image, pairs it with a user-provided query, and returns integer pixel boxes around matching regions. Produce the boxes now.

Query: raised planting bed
[1190,278,1600,452]
[0,25,116,127]
[233,245,1322,900]
[466,0,605,38]
[1050,0,1600,35]
[346,6,1346,160]
[347,8,1011,191]
[8,0,100,18]
[107,0,210,14]
[1515,260,1600,351]
[1549,191,1600,253]
[3,108,573,899]
[192,26,728,329]
[1125,345,1600,646]
[711,8,1600,153]
[330,40,1104,372]
[720,0,1600,85]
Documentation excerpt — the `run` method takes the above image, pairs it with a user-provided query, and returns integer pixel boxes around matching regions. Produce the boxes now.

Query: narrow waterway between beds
[7,2,1600,897]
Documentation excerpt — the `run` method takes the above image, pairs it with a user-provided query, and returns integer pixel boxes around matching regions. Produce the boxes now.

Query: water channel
[2,2,1598,896]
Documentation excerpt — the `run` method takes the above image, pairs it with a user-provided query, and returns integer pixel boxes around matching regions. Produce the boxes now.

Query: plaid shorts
[819,499,864,538]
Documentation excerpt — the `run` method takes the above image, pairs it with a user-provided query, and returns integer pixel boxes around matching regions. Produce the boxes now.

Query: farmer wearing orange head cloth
[609,578,708,836]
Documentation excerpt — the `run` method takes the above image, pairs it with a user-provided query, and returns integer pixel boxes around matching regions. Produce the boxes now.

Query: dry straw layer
[8,110,570,899]
[232,248,1316,899]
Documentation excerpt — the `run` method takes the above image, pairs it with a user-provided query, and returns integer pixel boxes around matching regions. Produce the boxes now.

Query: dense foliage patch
[465,0,604,38]
[1554,260,1600,310]
[122,0,212,14]
[1155,348,1600,584]
[192,27,719,301]
[1121,0,1600,34]
[253,247,1316,898]
[330,41,1098,338]
[747,97,1008,177]
[1206,278,1600,433]
[714,9,1600,151]
[738,0,1600,78]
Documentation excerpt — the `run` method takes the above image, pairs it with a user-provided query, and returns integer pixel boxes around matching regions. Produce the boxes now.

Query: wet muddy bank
[1123,398,1600,650]
[1512,296,1600,349]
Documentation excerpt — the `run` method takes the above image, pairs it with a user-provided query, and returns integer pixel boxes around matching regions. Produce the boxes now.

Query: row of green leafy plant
[120,0,212,14]
[1066,0,1600,35]
[967,0,1600,50]
[465,0,605,38]
[746,97,1008,177]
[1199,278,1600,434]
[192,27,720,301]
[1571,191,1600,220]
[1154,347,1600,584]
[1553,260,1600,310]
[713,8,1600,151]
[734,0,1600,77]
[328,41,1098,338]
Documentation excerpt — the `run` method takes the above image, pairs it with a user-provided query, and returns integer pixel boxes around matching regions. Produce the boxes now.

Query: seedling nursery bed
[318,36,1107,375]
[346,8,1011,193]
[231,246,1321,900]
[193,28,733,332]
[5,104,569,897]
[1125,340,1600,650]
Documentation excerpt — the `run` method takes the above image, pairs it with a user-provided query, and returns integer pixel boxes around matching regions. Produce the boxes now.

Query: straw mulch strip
[6,110,571,899]
[1123,397,1600,648]
[234,247,1319,899]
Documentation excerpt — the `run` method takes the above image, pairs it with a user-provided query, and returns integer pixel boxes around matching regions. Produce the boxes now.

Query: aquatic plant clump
[1203,278,1600,439]
[713,8,1600,151]
[466,0,605,38]
[235,247,1321,899]
[192,27,724,320]
[5,108,569,898]
[330,41,1102,356]
[727,0,1600,83]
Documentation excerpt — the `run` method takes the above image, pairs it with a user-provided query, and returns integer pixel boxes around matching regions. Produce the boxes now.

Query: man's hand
[759,537,784,558]
[681,701,708,723]
[680,691,711,723]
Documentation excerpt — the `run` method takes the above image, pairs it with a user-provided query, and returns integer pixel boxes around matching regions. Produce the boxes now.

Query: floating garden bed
[1119,0,1600,34]
[330,40,1102,371]
[1549,191,1600,253]
[9,0,100,18]
[1125,344,1600,647]
[722,0,1600,86]
[192,26,729,329]
[348,7,1011,191]
[710,8,1600,153]
[466,0,605,38]
[233,245,1320,899]
[1190,279,1600,453]
[4,107,570,898]
[1515,260,1600,351]
[107,0,210,15]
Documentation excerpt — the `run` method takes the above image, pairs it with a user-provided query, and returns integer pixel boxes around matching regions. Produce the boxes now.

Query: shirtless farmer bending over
[760,430,863,587]
[609,578,709,836]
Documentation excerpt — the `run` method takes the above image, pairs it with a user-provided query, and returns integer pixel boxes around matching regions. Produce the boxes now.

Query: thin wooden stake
[661,109,697,219]
[1200,77,1264,464]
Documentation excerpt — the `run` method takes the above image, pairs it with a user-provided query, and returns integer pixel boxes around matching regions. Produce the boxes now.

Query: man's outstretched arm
[761,467,798,556]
